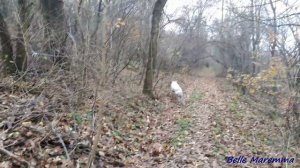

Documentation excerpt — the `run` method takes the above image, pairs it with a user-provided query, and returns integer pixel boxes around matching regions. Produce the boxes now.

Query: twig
[91,86,99,131]
[56,133,71,160]
[86,120,102,168]
[86,99,108,168]
[285,131,291,168]
[0,147,31,166]
[51,119,71,160]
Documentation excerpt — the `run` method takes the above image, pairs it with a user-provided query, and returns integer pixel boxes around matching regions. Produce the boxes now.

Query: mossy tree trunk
[15,27,27,72]
[143,0,167,97]
[0,12,15,75]
[15,0,31,72]
[40,0,67,64]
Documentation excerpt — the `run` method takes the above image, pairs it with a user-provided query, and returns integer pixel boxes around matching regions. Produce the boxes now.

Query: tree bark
[15,0,30,72]
[269,0,277,57]
[91,0,103,44]
[250,0,262,74]
[0,12,15,74]
[15,26,27,72]
[100,0,109,86]
[40,0,67,64]
[143,0,167,97]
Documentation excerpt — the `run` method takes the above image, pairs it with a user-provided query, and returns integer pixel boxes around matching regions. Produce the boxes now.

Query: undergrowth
[171,118,191,146]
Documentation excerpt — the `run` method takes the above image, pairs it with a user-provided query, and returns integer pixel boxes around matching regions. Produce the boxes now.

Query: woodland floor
[0,74,299,168]
[154,77,299,168]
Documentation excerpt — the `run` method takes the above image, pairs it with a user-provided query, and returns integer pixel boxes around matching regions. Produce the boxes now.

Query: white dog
[171,81,184,104]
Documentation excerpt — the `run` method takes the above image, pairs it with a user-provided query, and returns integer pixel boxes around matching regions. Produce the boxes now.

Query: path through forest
[0,76,297,167]
[158,77,226,168]
[152,77,296,168]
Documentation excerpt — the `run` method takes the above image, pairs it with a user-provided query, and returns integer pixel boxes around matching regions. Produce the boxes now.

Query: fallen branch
[86,119,102,168]
[56,133,71,160]
[86,96,108,168]
[0,147,31,166]
[51,119,71,160]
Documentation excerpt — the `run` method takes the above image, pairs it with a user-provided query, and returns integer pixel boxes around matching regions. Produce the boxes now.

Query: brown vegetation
[0,0,299,167]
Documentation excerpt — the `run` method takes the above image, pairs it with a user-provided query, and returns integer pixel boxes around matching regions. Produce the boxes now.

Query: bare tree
[269,0,277,57]
[40,0,67,64]
[91,0,103,44]
[15,0,30,72]
[0,12,15,74]
[250,0,263,74]
[143,0,168,97]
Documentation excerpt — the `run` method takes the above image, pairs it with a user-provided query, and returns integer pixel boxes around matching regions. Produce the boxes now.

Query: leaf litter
[0,75,299,167]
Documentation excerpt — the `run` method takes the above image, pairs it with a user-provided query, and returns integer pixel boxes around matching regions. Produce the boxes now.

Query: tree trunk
[0,12,15,74]
[100,0,109,86]
[16,0,30,72]
[269,0,277,57]
[15,26,27,72]
[250,0,256,74]
[91,0,103,44]
[143,0,167,97]
[40,0,67,64]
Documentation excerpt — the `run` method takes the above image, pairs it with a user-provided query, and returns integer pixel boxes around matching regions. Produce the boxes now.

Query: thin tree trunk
[91,0,103,44]
[15,26,27,72]
[221,0,224,32]
[143,0,167,97]
[100,0,109,86]
[269,0,277,57]
[251,0,256,74]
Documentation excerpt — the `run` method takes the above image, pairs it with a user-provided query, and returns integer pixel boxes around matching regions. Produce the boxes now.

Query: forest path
[155,76,296,168]
[158,77,229,168]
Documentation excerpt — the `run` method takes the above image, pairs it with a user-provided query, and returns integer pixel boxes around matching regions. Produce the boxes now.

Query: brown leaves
[149,143,163,156]
[2,73,298,167]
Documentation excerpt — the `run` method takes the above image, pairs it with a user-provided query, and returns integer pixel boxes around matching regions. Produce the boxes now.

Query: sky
[164,0,300,33]
[164,0,222,31]
[165,0,300,15]
[165,0,198,31]
[165,0,197,15]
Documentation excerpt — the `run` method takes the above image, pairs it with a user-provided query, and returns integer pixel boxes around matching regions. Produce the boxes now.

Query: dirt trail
[158,77,227,168]
[155,77,299,168]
